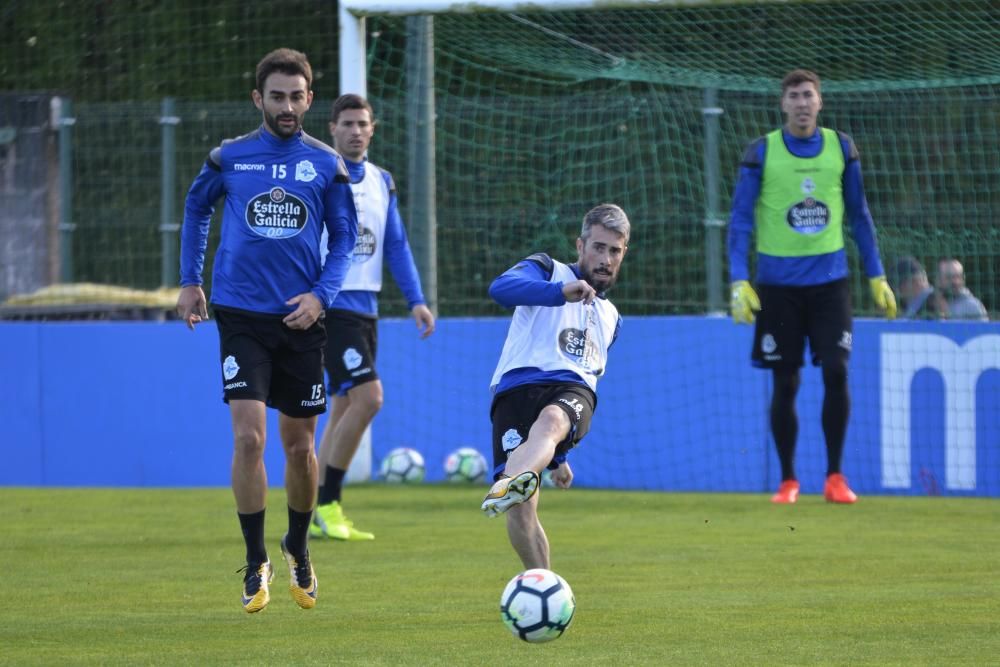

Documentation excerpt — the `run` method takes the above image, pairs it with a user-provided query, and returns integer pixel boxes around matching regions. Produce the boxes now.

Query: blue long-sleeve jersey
[180,127,358,314]
[488,257,621,395]
[728,127,886,286]
[331,158,426,317]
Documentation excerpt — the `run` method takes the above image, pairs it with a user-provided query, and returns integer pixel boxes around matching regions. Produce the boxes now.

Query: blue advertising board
[1,318,997,496]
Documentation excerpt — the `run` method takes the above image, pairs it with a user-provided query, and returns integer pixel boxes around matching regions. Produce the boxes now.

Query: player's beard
[264,110,303,139]
[581,265,616,293]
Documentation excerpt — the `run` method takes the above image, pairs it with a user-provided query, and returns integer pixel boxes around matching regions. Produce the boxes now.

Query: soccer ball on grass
[500,568,576,642]
[379,447,425,483]
[443,447,488,483]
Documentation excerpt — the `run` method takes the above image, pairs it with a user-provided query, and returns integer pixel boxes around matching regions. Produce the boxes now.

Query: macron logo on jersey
[234,163,265,172]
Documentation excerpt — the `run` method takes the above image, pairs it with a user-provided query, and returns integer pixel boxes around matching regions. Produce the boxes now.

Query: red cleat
[770,480,800,504]
[824,473,858,504]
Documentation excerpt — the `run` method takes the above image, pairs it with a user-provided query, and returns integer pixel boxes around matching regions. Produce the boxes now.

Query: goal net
[354,0,1000,317]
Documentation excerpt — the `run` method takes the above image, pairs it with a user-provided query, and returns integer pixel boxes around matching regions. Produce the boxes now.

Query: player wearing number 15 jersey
[176,48,357,614]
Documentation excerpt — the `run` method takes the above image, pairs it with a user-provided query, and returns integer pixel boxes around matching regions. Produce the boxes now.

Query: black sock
[317,466,347,505]
[822,363,850,476]
[286,506,312,558]
[771,369,800,481]
[238,509,267,564]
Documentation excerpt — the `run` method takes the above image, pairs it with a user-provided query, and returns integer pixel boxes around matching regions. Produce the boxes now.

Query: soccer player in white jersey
[482,204,629,569]
[312,94,435,541]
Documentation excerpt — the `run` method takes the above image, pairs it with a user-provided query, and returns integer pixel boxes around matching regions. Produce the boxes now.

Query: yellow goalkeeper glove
[730,280,761,324]
[869,276,897,320]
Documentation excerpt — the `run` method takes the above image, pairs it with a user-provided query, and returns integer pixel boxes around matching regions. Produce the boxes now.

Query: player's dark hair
[781,69,821,95]
[581,203,630,244]
[255,48,313,93]
[330,94,375,124]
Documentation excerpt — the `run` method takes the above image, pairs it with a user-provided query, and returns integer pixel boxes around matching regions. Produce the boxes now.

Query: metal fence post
[159,98,181,287]
[55,96,76,283]
[702,88,726,315]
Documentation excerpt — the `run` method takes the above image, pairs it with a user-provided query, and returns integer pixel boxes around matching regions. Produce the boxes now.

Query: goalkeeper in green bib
[728,69,897,504]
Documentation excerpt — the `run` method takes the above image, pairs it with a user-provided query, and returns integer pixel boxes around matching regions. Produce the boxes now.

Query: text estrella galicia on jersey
[342,347,363,370]
[785,197,830,235]
[245,187,308,239]
[558,327,598,369]
[223,355,240,380]
[351,226,377,264]
[502,429,523,452]
[295,160,317,182]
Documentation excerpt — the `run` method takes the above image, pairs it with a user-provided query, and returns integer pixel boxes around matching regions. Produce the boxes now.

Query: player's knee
[362,391,384,418]
[772,367,800,398]
[822,359,848,389]
[232,428,265,457]
[536,405,571,437]
[283,437,315,466]
[353,382,384,419]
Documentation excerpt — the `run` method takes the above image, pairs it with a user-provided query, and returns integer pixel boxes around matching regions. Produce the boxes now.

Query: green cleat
[239,560,273,614]
[481,471,540,518]
[310,501,375,541]
[280,535,318,609]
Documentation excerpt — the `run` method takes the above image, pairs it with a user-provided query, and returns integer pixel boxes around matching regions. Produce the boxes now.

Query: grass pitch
[1,485,998,666]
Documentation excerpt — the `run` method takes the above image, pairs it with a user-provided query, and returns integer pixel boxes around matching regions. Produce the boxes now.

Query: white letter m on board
[881,333,1000,490]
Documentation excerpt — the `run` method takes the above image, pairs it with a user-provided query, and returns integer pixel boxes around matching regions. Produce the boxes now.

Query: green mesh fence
[362,0,1000,315]
[1,0,998,317]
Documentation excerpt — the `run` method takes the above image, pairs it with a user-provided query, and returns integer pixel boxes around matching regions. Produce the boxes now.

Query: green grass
[1,485,998,666]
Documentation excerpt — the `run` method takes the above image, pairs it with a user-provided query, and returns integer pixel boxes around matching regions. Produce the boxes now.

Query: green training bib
[755,127,845,257]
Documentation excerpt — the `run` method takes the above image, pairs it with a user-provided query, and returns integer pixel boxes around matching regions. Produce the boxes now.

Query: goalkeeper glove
[730,280,761,324]
[869,276,897,320]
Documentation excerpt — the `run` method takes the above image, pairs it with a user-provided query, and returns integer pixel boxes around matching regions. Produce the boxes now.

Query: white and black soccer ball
[379,447,425,484]
[443,447,488,483]
[500,568,576,643]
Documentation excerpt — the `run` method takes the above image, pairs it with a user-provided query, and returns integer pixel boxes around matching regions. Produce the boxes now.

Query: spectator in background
[891,256,947,320]
[935,258,988,321]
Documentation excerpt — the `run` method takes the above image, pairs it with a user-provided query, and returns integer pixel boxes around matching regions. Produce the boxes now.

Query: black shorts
[323,309,378,396]
[752,279,852,369]
[214,307,327,417]
[489,383,596,480]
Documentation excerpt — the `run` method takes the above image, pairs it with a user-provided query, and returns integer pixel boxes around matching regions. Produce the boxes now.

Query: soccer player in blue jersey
[176,48,358,613]
[310,94,436,542]
[482,204,629,569]
[728,69,897,505]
